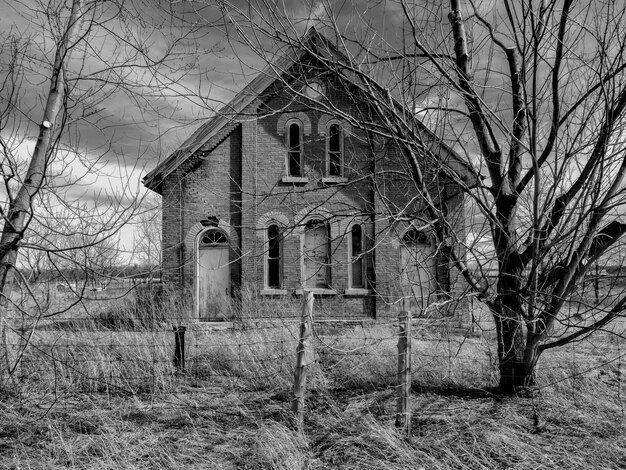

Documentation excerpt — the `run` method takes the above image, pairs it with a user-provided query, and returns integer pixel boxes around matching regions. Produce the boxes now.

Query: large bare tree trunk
[0,0,85,300]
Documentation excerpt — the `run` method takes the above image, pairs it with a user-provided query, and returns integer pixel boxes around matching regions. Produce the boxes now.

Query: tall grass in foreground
[2,293,625,469]
[12,319,623,402]
[5,285,625,400]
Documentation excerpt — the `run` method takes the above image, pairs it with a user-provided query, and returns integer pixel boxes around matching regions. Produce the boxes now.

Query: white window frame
[326,121,344,177]
[264,223,283,291]
[195,227,231,318]
[347,222,366,290]
[285,119,304,177]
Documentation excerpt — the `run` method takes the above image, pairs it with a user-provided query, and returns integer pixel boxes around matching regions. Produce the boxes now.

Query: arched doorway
[400,228,435,311]
[197,229,230,320]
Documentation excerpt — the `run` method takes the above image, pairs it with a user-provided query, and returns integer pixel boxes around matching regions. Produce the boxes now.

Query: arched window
[199,229,229,246]
[402,228,430,246]
[266,224,281,289]
[287,121,303,176]
[349,224,365,288]
[303,219,330,288]
[327,123,343,176]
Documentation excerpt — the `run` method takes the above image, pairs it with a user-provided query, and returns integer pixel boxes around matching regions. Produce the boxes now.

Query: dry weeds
[1,294,625,468]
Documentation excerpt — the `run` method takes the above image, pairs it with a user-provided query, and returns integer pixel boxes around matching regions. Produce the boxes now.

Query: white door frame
[195,228,230,319]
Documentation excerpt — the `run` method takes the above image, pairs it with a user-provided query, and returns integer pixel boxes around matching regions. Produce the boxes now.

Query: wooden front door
[197,230,230,320]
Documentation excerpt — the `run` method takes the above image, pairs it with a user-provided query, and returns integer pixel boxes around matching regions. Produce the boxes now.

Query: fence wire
[3,298,626,423]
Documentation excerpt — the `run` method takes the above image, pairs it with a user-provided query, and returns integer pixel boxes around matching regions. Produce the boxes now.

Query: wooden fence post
[292,290,314,427]
[395,308,412,434]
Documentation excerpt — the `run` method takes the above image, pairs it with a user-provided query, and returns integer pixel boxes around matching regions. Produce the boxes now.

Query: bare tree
[205,0,626,393]
[133,192,162,271]
[0,0,216,292]
[0,0,218,380]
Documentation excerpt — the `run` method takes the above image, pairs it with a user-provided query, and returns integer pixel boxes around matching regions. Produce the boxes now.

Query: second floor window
[288,122,302,176]
[327,123,342,176]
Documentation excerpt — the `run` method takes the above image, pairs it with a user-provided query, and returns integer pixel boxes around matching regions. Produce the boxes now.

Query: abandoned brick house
[142,28,472,320]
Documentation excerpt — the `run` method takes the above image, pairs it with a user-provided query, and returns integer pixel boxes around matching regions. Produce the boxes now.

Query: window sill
[281,176,309,184]
[294,288,338,296]
[322,176,348,184]
[344,288,371,296]
[260,289,288,296]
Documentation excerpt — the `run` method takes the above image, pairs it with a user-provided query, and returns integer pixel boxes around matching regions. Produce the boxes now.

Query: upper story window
[287,121,303,176]
[327,123,343,177]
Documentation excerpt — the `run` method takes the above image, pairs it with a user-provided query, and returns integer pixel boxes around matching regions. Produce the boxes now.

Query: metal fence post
[173,325,186,372]
[396,309,412,434]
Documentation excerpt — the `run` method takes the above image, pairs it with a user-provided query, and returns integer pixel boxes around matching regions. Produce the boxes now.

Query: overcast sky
[0,0,423,203]
[0,0,488,256]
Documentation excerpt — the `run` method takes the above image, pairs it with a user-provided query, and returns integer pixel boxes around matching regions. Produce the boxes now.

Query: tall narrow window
[303,219,330,288]
[328,123,342,176]
[350,224,365,288]
[288,122,302,176]
[267,224,281,288]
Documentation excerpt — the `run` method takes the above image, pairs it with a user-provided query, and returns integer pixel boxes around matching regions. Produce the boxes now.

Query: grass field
[1,321,625,468]
[1,289,625,469]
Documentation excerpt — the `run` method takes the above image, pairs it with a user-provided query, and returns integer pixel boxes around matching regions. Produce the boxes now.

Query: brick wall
[159,71,467,322]
[160,127,243,311]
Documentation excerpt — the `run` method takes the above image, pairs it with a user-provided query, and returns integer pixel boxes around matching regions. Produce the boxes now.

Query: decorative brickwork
[145,31,470,323]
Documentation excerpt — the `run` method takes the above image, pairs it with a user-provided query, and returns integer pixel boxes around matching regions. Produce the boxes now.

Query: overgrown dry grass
[1,295,626,468]
[2,370,624,469]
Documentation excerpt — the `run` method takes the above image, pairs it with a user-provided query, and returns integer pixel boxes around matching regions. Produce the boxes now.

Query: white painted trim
[323,119,344,177]
[263,223,284,290]
[294,288,337,296]
[260,289,288,296]
[321,176,348,184]
[281,176,309,184]
[347,221,367,289]
[284,118,305,177]
[194,227,231,319]
[344,288,371,296]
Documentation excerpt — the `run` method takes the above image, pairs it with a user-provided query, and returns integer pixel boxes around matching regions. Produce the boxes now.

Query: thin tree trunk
[0,0,85,299]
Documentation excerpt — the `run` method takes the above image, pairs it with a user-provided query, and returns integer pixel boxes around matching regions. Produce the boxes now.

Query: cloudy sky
[0,0,493,257]
[0,0,424,204]
[7,0,617,267]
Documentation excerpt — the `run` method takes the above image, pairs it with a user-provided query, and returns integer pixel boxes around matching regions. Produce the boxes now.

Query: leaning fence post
[292,290,314,427]
[395,308,412,434]
[173,325,187,372]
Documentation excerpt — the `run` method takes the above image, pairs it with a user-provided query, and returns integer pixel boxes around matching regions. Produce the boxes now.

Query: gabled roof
[143,27,477,193]
[143,28,329,192]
